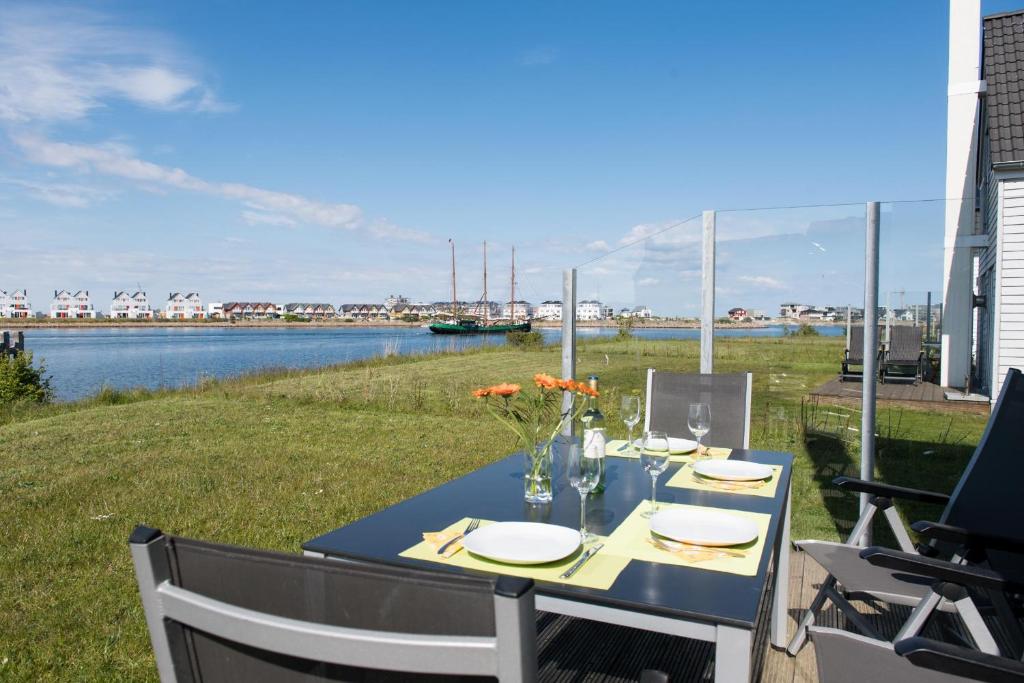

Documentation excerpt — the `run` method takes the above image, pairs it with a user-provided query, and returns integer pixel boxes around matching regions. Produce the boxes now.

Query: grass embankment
[0,335,988,681]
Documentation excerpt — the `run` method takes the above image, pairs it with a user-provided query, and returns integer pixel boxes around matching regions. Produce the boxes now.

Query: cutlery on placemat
[690,472,766,490]
[616,441,631,452]
[648,535,746,559]
[560,543,604,579]
[437,518,480,555]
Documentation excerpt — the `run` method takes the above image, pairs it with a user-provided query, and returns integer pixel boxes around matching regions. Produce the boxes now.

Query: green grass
[0,336,989,680]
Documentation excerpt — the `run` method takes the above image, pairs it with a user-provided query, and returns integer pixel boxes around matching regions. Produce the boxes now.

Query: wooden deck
[809,377,989,413]
[534,549,917,681]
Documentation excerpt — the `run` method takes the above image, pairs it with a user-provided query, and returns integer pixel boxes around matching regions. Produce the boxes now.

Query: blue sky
[2,1,1019,315]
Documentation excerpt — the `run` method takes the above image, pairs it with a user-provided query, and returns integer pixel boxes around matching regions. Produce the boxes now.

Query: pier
[2,330,25,359]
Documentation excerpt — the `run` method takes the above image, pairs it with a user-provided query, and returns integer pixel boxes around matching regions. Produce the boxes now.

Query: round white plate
[632,437,698,454]
[462,522,581,565]
[649,508,759,547]
[692,460,773,482]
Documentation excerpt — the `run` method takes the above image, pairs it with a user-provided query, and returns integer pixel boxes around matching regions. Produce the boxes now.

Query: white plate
[632,437,698,454]
[692,460,774,482]
[462,522,581,565]
[649,508,759,547]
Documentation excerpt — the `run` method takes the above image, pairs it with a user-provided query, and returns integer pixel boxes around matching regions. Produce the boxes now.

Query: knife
[560,543,604,579]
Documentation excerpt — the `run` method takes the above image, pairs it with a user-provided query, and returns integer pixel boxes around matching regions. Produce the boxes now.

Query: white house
[501,300,532,320]
[111,291,153,319]
[630,305,653,319]
[165,292,205,319]
[536,300,562,321]
[945,3,1024,398]
[4,289,30,318]
[779,303,811,319]
[0,290,7,318]
[50,290,96,319]
[208,302,224,318]
[576,300,603,321]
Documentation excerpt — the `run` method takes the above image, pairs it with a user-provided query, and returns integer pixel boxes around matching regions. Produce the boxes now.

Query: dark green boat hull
[428,321,531,335]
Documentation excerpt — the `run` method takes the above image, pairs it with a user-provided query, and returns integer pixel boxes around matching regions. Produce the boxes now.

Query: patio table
[303,445,793,682]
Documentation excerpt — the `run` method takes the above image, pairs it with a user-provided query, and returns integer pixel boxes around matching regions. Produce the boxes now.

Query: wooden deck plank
[808,377,989,414]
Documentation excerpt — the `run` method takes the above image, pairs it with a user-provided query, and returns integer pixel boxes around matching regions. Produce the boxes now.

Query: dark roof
[985,11,1024,165]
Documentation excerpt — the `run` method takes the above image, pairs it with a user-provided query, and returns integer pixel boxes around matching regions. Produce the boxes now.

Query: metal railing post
[561,269,577,436]
[701,210,716,373]
[860,201,881,544]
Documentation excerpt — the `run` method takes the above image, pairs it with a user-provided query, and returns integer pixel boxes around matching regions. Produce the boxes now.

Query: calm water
[21,325,843,401]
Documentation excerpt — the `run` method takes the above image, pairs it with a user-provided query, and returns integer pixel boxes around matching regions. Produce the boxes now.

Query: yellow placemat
[399,518,630,590]
[600,502,771,576]
[605,440,731,462]
[666,463,783,498]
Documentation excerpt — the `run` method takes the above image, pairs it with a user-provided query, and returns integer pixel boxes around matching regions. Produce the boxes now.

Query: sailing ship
[428,241,532,335]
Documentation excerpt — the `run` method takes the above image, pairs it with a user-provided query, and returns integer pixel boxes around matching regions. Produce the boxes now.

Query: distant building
[222,302,278,319]
[798,308,827,321]
[208,302,224,319]
[3,289,30,318]
[601,304,615,319]
[780,303,811,319]
[50,290,96,319]
[464,301,502,319]
[383,294,409,310]
[390,303,436,319]
[576,300,603,321]
[501,300,532,320]
[728,307,748,321]
[630,306,652,319]
[165,292,205,319]
[284,303,336,319]
[536,300,562,321]
[111,291,153,319]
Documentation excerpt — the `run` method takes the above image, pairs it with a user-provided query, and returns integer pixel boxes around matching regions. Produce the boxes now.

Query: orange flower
[471,387,491,398]
[489,382,521,397]
[577,383,599,397]
[533,373,559,389]
[557,378,578,392]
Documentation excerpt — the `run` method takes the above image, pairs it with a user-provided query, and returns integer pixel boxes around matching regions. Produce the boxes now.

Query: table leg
[770,487,792,648]
[714,624,752,682]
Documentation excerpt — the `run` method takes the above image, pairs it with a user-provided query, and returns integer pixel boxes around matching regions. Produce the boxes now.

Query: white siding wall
[977,138,998,392]
[994,177,1024,398]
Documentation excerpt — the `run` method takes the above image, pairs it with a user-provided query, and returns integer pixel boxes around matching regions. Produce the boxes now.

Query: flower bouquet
[472,373,597,503]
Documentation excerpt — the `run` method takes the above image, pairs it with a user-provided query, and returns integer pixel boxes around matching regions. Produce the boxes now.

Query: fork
[437,518,480,555]
[648,535,747,558]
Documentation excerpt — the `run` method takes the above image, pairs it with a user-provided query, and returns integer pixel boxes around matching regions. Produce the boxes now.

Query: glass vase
[523,440,554,504]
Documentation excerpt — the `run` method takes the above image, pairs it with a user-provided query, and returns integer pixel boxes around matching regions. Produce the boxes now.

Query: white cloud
[586,239,611,252]
[3,178,115,208]
[637,277,660,286]
[518,46,557,67]
[14,134,367,231]
[367,219,435,244]
[619,219,702,247]
[242,210,297,228]
[737,274,786,290]
[0,4,229,122]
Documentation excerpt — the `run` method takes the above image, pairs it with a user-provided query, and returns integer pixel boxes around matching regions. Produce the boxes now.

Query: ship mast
[449,239,457,317]
[510,246,516,322]
[483,241,488,323]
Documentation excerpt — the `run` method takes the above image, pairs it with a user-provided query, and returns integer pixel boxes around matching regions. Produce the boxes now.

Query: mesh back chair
[809,546,1024,683]
[130,526,537,682]
[787,368,1024,655]
[882,326,924,384]
[643,370,752,449]
[840,326,885,382]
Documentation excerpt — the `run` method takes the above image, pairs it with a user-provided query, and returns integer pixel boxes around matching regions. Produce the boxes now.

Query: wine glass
[688,403,711,459]
[567,443,601,543]
[620,395,641,450]
[640,430,670,518]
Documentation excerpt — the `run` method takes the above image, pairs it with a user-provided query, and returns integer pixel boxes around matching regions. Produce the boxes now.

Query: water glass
[620,394,641,448]
[567,443,601,543]
[640,430,670,518]
[688,403,711,459]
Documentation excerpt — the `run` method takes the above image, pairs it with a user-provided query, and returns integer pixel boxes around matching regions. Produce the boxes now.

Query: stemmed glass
[688,403,711,459]
[620,395,641,450]
[640,430,670,518]
[567,444,601,543]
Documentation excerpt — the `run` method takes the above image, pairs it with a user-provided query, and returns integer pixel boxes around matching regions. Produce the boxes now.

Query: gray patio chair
[787,367,1024,656]
[882,325,924,384]
[643,370,752,449]
[809,545,1024,683]
[129,525,538,682]
[840,325,885,382]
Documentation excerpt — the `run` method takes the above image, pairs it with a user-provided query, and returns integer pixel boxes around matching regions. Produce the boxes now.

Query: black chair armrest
[911,520,1024,554]
[859,547,1024,592]
[639,670,670,683]
[832,476,950,505]
[896,637,1024,683]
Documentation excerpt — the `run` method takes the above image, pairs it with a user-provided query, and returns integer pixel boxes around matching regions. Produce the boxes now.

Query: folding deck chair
[840,325,885,382]
[788,368,1024,656]
[643,370,752,449]
[810,546,1024,683]
[882,325,925,384]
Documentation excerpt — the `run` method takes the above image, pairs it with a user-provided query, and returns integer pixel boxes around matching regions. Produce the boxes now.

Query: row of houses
[533,301,653,322]
[777,302,942,324]
[0,289,31,318]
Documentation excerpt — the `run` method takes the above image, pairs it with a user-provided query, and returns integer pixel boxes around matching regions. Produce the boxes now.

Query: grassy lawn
[0,335,988,681]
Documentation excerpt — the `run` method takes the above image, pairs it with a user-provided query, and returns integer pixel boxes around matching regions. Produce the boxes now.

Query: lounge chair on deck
[810,546,1024,682]
[882,325,924,384]
[644,370,752,449]
[787,368,1024,656]
[840,326,883,382]
[130,525,539,681]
